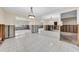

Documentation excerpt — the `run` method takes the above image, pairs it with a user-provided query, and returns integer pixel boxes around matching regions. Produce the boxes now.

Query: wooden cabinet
[0,24,5,41]
[61,25,78,33]
[0,24,15,42]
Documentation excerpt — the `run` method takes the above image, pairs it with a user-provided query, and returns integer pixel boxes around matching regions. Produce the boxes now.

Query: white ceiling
[2,7,77,19]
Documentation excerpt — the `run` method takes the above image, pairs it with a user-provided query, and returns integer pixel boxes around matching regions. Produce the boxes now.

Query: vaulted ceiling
[2,7,77,19]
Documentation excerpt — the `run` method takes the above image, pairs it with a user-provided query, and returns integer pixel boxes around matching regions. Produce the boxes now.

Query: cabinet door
[9,25,15,38]
[31,25,38,33]
[0,24,5,41]
[73,25,78,33]
[5,25,9,39]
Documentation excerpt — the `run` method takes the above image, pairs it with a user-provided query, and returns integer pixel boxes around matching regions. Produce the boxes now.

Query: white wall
[0,8,29,25]
[77,8,79,24]
[15,16,30,25]
[0,8,5,24]
[15,20,29,26]
[0,8,16,25]
[61,10,77,25]
[42,13,61,21]
[62,17,77,25]
[41,13,61,25]
[4,12,16,25]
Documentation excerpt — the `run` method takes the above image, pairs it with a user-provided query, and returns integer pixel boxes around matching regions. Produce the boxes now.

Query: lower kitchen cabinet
[0,24,15,42]
[0,24,5,41]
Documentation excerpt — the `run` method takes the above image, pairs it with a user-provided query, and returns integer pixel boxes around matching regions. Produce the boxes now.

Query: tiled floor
[0,30,79,52]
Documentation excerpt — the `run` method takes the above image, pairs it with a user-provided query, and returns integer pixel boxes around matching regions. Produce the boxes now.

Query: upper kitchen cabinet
[61,10,77,19]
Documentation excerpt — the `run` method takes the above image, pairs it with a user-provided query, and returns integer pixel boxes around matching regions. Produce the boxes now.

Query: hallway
[0,30,79,52]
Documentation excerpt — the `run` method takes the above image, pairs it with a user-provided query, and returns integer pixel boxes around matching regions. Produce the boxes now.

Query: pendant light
[28,7,35,19]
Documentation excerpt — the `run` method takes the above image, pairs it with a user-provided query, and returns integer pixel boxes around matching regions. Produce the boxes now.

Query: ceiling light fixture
[28,7,35,19]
